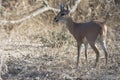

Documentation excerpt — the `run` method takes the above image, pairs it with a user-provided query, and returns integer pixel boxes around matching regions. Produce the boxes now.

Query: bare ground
[0,43,120,80]
[0,24,119,80]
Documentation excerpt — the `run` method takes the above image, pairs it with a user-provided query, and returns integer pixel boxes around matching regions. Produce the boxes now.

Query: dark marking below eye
[61,13,65,16]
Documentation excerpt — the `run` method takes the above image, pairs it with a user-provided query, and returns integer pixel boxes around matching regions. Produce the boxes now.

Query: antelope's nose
[54,17,58,22]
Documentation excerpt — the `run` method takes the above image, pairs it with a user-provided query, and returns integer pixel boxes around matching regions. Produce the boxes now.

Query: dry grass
[0,0,120,80]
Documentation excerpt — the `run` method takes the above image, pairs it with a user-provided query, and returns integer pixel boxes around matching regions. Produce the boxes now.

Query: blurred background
[0,0,119,80]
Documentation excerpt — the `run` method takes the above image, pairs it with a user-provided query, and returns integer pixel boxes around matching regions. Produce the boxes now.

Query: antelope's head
[54,4,70,23]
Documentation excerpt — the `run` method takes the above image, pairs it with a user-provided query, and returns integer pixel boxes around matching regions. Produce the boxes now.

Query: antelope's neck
[65,17,76,34]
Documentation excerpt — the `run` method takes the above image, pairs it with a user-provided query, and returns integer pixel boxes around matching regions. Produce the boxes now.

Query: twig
[0,0,81,25]
[70,0,82,13]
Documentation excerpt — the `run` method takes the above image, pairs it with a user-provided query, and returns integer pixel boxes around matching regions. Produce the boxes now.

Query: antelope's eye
[61,13,65,16]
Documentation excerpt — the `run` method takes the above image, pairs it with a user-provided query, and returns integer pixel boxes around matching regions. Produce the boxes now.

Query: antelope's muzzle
[54,17,59,22]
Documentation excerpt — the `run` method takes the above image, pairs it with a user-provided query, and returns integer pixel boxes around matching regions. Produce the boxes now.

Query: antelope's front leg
[76,42,82,68]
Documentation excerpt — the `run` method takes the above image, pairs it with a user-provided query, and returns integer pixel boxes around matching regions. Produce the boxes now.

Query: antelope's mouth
[54,17,59,22]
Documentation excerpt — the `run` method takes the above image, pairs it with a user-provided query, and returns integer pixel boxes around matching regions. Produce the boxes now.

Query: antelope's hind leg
[88,41,100,68]
[100,38,108,65]
[84,43,89,69]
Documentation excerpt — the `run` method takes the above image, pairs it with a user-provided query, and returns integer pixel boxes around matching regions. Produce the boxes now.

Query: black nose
[54,17,56,20]
[54,17,58,22]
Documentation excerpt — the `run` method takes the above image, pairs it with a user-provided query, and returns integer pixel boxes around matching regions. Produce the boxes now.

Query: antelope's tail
[103,12,110,24]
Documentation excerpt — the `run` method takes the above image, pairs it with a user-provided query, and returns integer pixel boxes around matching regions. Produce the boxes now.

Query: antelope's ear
[66,5,68,10]
[66,5,70,14]
[60,4,64,11]
[66,1,70,10]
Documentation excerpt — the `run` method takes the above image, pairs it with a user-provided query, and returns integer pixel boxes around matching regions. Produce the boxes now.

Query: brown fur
[54,5,108,68]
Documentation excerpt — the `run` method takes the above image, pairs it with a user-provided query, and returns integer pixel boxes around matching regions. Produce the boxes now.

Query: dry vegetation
[0,0,120,80]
